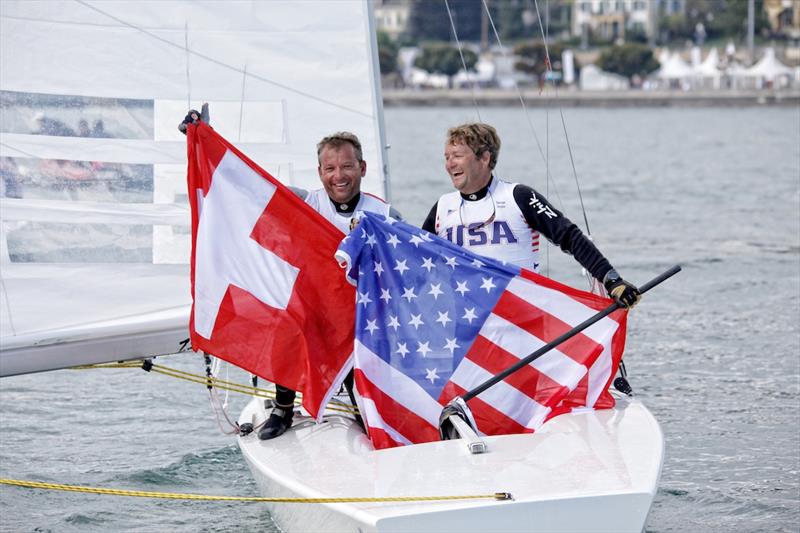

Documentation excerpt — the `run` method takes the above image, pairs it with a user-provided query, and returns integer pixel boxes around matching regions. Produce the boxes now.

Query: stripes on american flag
[335,213,627,450]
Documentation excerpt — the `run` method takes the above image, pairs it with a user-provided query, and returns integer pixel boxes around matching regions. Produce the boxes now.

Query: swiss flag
[186,123,355,418]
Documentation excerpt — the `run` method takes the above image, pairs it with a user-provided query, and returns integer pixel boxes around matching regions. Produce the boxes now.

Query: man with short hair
[181,111,394,440]
[422,122,640,308]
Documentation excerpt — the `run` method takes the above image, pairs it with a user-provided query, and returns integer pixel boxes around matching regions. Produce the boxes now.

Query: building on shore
[764,0,800,39]
[571,0,686,43]
[374,0,411,41]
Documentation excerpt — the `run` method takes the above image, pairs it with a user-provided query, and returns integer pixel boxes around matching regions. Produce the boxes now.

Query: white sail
[0,0,387,376]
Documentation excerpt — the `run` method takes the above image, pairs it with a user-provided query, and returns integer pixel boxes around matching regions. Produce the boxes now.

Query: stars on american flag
[338,213,519,399]
[380,288,392,303]
[455,280,470,296]
[435,311,451,327]
[396,342,409,358]
[401,286,417,302]
[425,367,439,384]
[416,341,431,358]
[463,307,478,323]
[444,337,460,354]
[357,291,372,307]
[428,283,443,300]
[408,313,424,329]
[394,259,409,275]
[480,276,496,293]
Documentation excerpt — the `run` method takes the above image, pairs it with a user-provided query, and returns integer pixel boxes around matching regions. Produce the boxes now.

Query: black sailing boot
[258,405,294,440]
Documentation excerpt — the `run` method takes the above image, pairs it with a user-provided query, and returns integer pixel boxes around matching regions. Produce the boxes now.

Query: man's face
[318,143,365,204]
[444,141,491,194]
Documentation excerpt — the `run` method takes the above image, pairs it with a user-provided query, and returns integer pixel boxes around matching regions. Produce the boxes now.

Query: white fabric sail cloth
[0,0,387,375]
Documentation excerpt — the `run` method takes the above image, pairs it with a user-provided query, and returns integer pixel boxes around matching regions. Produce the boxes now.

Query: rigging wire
[444,0,482,122]
[184,21,191,109]
[530,0,592,237]
[544,0,551,277]
[76,360,361,416]
[478,0,565,209]
[238,63,248,142]
[529,0,599,291]
[208,356,240,435]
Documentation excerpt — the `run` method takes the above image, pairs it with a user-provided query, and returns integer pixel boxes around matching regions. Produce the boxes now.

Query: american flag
[335,213,628,450]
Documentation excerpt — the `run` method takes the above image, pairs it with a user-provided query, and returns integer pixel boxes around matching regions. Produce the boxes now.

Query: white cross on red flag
[186,123,354,418]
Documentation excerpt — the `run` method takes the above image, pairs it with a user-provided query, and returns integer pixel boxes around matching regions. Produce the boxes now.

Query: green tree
[660,0,770,43]
[377,30,398,74]
[407,0,482,42]
[700,0,769,40]
[495,0,526,41]
[598,43,659,79]
[414,43,478,87]
[491,0,571,42]
[513,41,566,82]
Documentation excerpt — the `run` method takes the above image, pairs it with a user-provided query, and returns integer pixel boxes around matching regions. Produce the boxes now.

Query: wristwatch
[603,269,621,289]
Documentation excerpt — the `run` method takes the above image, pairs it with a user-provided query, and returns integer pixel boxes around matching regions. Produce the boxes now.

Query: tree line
[378,0,778,84]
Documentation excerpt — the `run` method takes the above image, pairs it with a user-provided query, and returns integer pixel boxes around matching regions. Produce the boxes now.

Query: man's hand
[178,109,201,135]
[178,103,209,134]
[603,270,641,309]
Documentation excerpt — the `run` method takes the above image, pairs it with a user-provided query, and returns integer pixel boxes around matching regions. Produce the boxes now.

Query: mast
[364,0,392,202]
[747,0,755,64]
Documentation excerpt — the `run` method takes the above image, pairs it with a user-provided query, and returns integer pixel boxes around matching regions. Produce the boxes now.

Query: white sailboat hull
[237,396,663,532]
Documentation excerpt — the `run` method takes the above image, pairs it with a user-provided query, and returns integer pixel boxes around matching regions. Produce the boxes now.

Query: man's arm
[421,202,438,234]
[512,184,640,307]
[513,184,611,281]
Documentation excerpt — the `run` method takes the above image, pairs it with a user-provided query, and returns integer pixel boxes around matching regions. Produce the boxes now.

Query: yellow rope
[0,479,511,503]
[74,361,360,415]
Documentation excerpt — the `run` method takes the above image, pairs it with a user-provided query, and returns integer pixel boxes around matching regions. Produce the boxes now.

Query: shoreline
[382,88,800,107]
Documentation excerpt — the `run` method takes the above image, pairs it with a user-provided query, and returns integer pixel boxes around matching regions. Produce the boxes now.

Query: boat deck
[238,395,663,532]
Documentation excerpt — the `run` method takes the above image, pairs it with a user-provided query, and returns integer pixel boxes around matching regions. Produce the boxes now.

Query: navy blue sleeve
[512,184,613,282]
[421,202,438,234]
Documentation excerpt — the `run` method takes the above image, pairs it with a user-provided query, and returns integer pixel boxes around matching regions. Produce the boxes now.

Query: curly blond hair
[446,123,500,169]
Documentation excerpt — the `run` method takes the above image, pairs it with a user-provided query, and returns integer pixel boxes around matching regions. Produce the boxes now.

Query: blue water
[1,106,799,532]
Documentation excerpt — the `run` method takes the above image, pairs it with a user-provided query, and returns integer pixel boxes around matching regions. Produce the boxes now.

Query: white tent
[408,67,449,89]
[655,52,695,79]
[690,47,703,68]
[650,50,694,90]
[693,48,722,89]
[579,64,629,91]
[743,47,794,88]
[453,58,496,88]
[696,48,721,75]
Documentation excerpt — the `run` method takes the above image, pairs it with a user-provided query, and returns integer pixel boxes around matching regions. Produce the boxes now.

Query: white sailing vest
[434,178,541,271]
[305,189,390,234]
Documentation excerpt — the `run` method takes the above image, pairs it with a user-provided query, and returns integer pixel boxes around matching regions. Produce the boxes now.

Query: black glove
[177,103,209,134]
[178,109,201,135]
[603,269,641,309]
